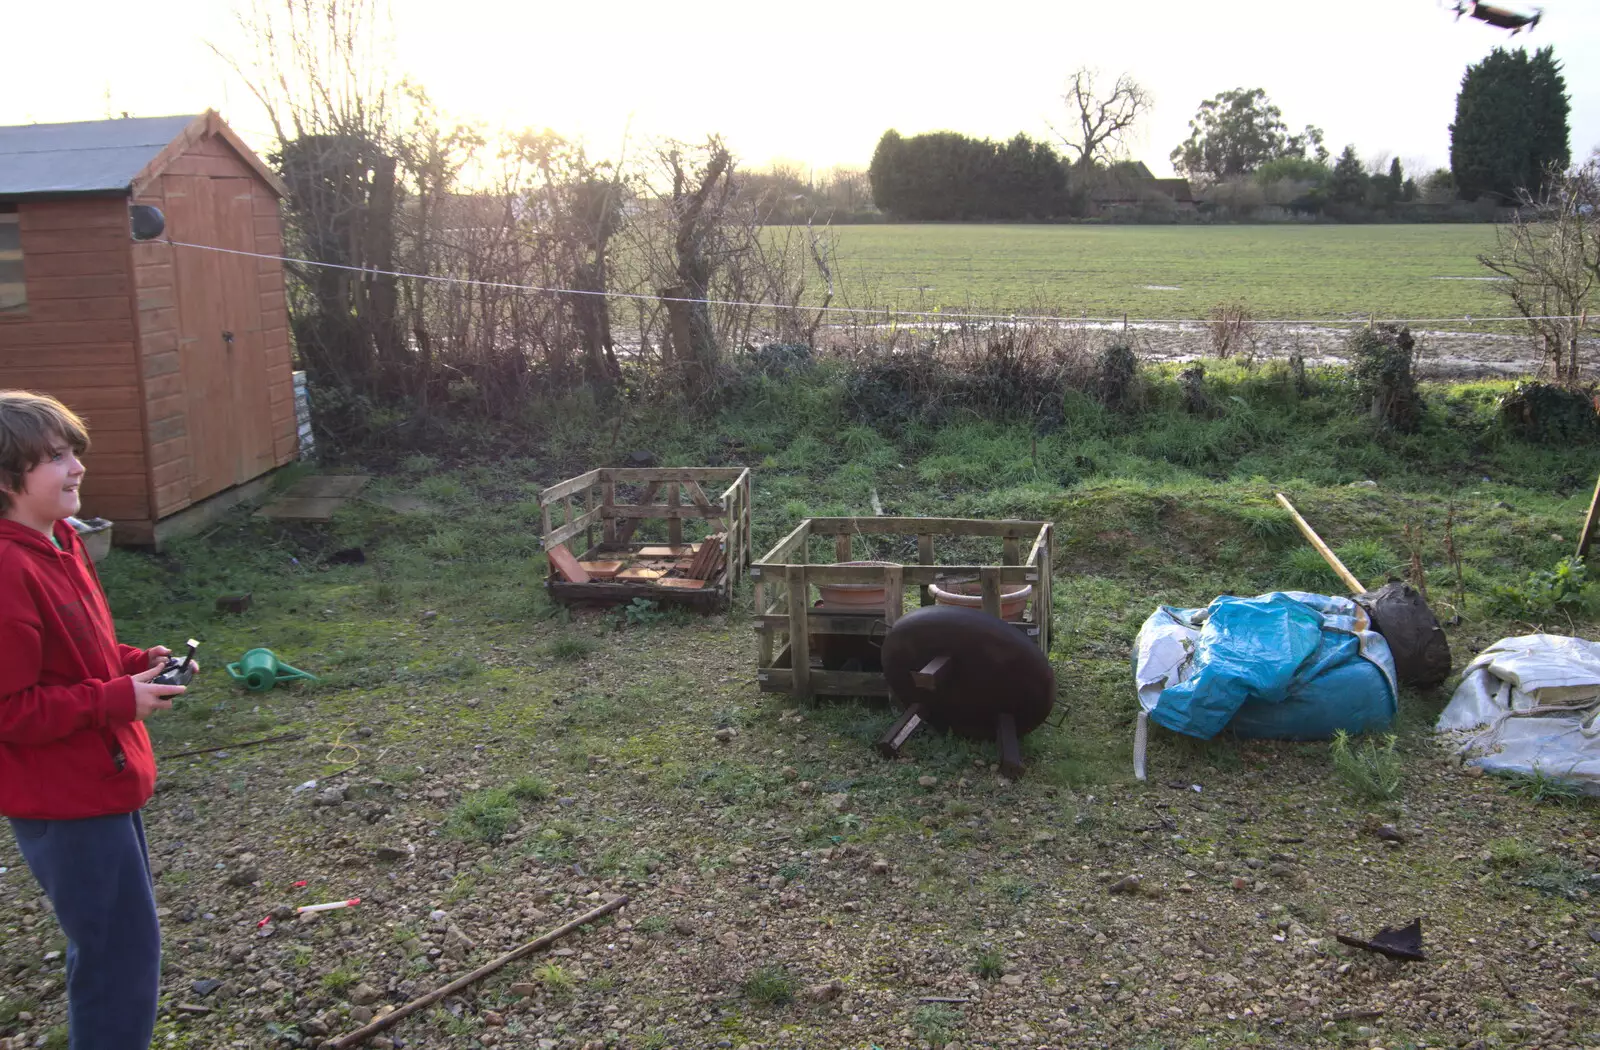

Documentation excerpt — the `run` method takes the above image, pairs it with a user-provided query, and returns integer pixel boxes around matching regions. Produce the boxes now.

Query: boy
[0,391,192,1049]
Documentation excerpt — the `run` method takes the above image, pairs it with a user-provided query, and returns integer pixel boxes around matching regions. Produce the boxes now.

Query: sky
[2,0,1597,180]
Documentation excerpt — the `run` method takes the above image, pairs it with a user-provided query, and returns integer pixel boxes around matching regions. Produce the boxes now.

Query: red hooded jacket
[0,518,155,819]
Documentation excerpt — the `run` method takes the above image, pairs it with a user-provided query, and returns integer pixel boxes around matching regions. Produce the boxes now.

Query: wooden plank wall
[0,198,151,533]
[132,131,296,520]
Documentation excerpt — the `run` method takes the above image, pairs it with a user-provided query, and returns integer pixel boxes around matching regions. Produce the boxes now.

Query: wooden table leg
[997,712,1024,780]
[877,703,925,758]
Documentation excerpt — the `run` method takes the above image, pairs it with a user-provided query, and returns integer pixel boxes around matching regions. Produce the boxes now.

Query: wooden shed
[0,111,298,546]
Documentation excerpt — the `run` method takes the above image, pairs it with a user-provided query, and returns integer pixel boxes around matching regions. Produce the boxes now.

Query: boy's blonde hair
[0,391,90,513]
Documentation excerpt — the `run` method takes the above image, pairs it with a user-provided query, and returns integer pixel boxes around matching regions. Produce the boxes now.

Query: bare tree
[1479,154,1600,384]
[212,0,406,402]
[1052,67,1152,171]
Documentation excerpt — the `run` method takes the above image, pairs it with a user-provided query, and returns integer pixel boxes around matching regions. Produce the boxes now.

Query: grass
[741,965,797,1006]
[544,635,599,662]
[46,345,1600,1048]
[823,223,1502,320]
[912,1003,964,1045]
[972,949,1005,980]
[508,774,553,802]
[1499,767,1586,806]
[1330,731,1404,801]
[320,963,361,995]
[444,789,520,843]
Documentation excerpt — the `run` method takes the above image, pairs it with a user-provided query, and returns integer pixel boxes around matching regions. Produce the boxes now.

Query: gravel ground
[2,613,1596,1050]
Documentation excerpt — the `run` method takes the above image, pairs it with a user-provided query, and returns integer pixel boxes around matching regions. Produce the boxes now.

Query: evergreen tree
[1449,46,1570,202]
[1330,145,1368,205]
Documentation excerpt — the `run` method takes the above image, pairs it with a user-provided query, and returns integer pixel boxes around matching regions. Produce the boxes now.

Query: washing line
[158,238,1590,328]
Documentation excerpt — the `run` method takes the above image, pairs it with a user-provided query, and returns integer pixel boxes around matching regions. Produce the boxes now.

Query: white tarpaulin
[1436,633,1600,794]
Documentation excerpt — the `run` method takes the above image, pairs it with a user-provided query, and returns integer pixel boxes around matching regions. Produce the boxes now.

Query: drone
[1452,1,1543,34]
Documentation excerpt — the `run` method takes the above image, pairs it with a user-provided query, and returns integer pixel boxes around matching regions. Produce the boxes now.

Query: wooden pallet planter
[539,467,753,610]
[751,517,1053,700]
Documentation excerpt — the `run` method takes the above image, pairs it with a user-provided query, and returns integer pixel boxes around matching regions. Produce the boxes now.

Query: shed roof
[0,115,199,196]
[0,111,287,199]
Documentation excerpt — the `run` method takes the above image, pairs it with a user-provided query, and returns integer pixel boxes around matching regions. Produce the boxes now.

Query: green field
[821,223,1506,323]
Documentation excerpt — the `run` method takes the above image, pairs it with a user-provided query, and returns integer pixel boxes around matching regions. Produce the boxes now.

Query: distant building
[1089,161,1197,217]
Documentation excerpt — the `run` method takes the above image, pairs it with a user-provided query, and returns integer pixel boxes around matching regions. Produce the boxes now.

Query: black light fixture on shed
[129,204,165,241]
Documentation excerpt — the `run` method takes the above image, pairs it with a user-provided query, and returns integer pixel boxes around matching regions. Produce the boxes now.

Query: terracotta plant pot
[928,579,1033,620]
[816,560,899,608]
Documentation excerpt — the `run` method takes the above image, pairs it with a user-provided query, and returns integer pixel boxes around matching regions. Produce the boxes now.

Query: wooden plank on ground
[254,497,345,521]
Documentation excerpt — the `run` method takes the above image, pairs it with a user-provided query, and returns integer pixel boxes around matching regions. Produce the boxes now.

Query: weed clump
[1499,767,1585,806]
[508,775,553,802]
[1498,381,1600,444]
[1206,302,1255,360]
[913,1003,964,1045]
[445,788,519,843]
[1348,324,1422,431]
[1330,730,1403,801]
[1486,556,1594,618]
[544,635,599,662]
[971,949,1005,980]
[1095,341,1140,411]
[742,964,797,1006]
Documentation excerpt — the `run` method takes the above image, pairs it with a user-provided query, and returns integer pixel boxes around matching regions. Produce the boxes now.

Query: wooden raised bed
[539,467,752,610]
[750,517,1053,700]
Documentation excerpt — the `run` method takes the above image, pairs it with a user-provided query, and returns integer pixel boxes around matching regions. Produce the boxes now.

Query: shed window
[0,205,22,313]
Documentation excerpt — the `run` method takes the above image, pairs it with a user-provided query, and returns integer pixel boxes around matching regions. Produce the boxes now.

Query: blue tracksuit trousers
[7,811,161,1050]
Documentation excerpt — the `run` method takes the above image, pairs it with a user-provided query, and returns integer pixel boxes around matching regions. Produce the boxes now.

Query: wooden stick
[1576,470,1600,561]
[1274,493,1364,595]
[159,732,304,760]
[324,896,628,1049]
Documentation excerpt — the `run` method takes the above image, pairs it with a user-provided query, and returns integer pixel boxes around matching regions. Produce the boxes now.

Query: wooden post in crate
[918,534,934,607]
[602,475,617,544]
[786,564,810,700]
[667,483,682,549]
[980,565,1002,619]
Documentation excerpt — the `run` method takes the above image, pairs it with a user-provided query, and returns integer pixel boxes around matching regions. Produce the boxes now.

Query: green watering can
[226,648,319,692]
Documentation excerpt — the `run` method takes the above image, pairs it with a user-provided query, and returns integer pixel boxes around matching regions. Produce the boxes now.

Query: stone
[714,727,738,743]
[510,981,537,996]
[826,793,850,813]
[484,1010,505,1026]
[1108,874,1142,895]
[781,766,799,780]
[374,845,408,862]
[350,1006,374,1023]
[227,854,262,886]
[804,980,844,1003]
[348,982,382,1006]
[445,925,474,950]
[191,978,223,997]
[870,859,890,875]
[918,776,938,788]
[421,610,439,622]
[316,786,347,807]
[1001,974,1024,987]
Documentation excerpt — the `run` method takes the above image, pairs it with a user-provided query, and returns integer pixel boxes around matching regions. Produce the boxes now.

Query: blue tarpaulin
[1132,592,1399,777]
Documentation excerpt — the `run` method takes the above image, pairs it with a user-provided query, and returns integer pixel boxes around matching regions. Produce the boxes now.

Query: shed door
[169,175,274,500]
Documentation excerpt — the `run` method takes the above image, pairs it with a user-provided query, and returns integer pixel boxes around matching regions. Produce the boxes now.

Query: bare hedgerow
[1207,302,1256,360]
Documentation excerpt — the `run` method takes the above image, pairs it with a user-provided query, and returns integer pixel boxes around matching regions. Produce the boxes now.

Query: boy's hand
[146,645,201,675]
[131,665,185,720]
